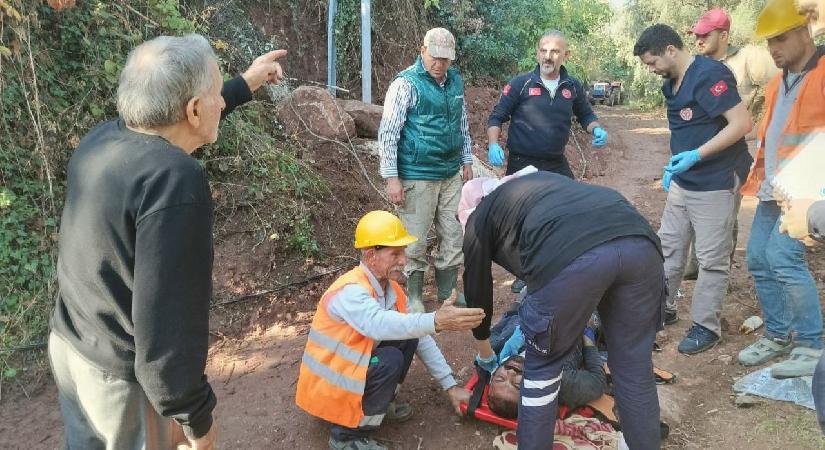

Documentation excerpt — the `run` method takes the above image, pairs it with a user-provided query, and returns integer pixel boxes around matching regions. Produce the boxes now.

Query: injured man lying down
[484,302,607,419]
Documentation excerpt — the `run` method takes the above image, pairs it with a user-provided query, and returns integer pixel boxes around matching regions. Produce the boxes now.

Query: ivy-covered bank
[0,1,327,369]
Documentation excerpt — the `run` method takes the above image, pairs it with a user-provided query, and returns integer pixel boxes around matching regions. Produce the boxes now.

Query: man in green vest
[377,27,474,313]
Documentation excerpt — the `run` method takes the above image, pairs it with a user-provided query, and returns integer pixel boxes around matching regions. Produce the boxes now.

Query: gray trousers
[398,173,464,274]
[48,332,178,450]
[660,180,737,335]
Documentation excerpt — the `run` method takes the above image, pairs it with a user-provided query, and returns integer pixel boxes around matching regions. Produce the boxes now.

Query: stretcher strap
[467,363,491,419]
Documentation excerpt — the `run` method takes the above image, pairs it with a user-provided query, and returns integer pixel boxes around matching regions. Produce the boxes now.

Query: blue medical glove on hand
[667,149,701,174]
[475,352,499,374]
[499,325,524,363]
[662,167,673,192]
[591,127,608,147]
[488,143,505,166]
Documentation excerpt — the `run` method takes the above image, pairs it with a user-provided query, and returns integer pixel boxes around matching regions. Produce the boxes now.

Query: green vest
[396,57,465,180]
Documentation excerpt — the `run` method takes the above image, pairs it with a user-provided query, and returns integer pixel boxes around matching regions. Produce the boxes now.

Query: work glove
[667,149,701,174]
[662,167,673,192]
[591,127,608,148]
[475,352,499,374]
[499,326,524,364]
[488,143,506,166]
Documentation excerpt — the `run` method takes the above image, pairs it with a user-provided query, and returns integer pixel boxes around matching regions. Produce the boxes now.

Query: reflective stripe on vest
[308,328,372,368]
[782,131,825,148]
[300,352,365,394]
[359,413,386,427]
[295,266,408,428]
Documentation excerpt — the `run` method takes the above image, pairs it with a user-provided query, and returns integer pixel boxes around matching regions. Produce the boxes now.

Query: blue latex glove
[667,149,701,174]
[499,325,524,363]
[583,326,596,343]
[662,167,673,192]
[475,352,499,374]
[488,143,505,166]
[591,127,608,148]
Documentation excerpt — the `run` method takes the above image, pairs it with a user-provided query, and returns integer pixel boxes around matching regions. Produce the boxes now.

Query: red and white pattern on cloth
[503,84,512,96]
[529,87,542,96]
[492,415,621,450]
[561,88,573,99]
[709,80,728,97]
[680,107,693,121]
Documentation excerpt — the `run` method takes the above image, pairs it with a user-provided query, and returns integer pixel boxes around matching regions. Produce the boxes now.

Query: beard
[540,62,555,76]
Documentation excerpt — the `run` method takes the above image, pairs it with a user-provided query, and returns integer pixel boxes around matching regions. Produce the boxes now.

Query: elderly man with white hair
[460,171,665,450]
[50,34,285,449]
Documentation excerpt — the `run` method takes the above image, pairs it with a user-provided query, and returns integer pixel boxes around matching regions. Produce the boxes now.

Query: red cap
[691,8,731,35]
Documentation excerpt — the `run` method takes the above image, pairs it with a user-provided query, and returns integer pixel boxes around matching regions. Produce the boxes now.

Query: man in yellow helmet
[737,0,825,378]
[295,211,486,450]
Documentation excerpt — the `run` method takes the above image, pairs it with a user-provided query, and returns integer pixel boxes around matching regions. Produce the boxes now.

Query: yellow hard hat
[353,211,418,249]
[755,0,809,39]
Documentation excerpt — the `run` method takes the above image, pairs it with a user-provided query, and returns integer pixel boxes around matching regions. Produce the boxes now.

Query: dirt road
[2,106,824,449]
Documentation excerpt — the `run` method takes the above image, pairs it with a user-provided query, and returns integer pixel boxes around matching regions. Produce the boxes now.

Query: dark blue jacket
[488,65,597,161]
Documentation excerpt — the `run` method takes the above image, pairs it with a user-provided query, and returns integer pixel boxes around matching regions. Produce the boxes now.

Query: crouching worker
[460,172,666,450]
[485,304,607,419]
[296,211,486,450]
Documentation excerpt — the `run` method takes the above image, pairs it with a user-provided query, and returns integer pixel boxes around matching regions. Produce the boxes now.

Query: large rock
[336,99,384,138]
[277,86,356,142]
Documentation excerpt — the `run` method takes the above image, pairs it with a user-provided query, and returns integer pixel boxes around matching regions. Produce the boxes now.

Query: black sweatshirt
[52,76,252,438]
[463,172,662,340]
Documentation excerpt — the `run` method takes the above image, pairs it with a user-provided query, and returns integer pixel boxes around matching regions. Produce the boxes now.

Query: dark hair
[633,24,684,57]
[487,380,519,419]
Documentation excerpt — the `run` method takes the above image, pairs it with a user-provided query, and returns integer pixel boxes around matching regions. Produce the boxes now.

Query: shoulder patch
[502,84,511,96]
[709,80,728,97]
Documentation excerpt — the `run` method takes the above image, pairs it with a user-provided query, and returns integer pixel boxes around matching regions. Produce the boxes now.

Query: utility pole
[327,0,372,103]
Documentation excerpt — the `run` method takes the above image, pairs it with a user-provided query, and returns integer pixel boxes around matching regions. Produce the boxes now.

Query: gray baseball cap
[423,28,456,60]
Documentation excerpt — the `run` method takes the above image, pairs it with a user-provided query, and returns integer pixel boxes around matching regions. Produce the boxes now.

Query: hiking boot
[769,347,823,379]
[677,324,720,355]
[435,267,466,307]
[385,400,413,422]
[328,437,387,450]
[664,310,679,326]
[406,271,425,313]
[511,279,526,293]
[737,336,793,366]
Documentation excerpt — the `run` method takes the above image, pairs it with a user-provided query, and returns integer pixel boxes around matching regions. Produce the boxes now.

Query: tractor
[588,81,623,106]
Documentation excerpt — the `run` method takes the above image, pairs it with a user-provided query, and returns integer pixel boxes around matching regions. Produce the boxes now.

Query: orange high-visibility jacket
[295,266,408,428]
[742,54,825,196]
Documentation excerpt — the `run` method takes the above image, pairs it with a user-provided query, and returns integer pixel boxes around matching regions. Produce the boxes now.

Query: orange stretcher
[460,364,675,429]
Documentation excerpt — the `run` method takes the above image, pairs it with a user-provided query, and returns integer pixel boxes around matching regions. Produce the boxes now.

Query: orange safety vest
[295,266,408,428]
[741,54,825,196]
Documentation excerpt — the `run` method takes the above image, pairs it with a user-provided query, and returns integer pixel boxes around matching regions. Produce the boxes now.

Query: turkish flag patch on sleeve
[709,80,728,97]
[502,84,512,96]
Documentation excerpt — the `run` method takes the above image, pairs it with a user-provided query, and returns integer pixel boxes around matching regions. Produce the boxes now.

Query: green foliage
[611,0,770,106]
[428,0,615,84]
[0,1,326,367]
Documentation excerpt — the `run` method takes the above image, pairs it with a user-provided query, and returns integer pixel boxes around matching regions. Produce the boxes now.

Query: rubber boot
[406,271,425,313]
[435,268,466,307]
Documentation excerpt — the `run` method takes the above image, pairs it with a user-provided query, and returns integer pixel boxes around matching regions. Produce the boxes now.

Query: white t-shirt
[542,77,560,97]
